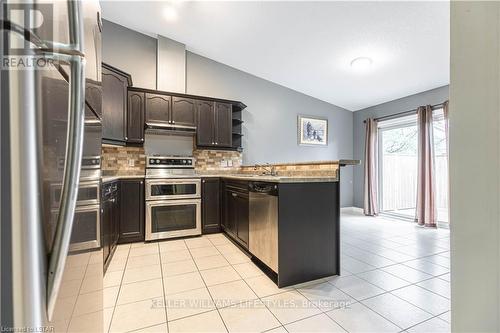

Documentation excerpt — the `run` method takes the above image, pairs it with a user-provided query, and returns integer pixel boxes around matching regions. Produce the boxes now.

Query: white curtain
[415,105,437,227]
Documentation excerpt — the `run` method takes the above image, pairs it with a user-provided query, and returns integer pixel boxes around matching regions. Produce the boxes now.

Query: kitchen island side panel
[277,181,340,287]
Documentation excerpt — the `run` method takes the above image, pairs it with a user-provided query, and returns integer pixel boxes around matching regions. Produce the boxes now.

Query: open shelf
[231,104,244,151]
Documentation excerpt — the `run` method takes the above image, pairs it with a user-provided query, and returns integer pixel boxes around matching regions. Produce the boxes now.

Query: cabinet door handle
[232,193,237,197]
[172,120,175,124]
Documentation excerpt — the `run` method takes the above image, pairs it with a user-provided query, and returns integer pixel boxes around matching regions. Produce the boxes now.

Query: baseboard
[340,206,364,214]
[437,221,450,229]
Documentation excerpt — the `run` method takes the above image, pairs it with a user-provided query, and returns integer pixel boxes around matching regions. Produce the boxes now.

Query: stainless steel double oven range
[145,156,201,240]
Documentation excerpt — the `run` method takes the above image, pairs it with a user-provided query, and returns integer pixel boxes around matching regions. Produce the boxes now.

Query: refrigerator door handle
[46,0,86,321]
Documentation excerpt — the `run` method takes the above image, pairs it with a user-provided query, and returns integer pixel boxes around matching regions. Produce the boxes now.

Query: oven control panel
[147,156,195,168]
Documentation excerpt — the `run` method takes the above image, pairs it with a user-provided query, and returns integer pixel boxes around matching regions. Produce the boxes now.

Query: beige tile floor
[104,211,451,333]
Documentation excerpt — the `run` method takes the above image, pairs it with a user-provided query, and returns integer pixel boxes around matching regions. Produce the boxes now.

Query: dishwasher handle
[249,182,278,196]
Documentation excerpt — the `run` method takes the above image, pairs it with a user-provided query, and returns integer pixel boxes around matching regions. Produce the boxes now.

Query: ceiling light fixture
[163,5,178,22]
[350,57,373,72]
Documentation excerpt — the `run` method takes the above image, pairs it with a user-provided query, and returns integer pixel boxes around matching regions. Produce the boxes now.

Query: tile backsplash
[101,143,337,178]
[193,149,242,171]
[101,145,146,176]
[240,160,339,178]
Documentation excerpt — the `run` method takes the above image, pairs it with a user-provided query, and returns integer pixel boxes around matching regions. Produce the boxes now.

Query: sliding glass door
[432,108,449,223]
[378,115,419,220]
[378,109,449,224]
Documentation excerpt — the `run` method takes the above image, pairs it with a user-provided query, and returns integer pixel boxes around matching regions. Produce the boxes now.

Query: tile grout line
[329,273,449,318]
[292,287,351,333]
[333,257,450,327]
[342,235,450,265]
[186,236,230,333]
[324,275,449,329]
[342,248,450,274]
[346,264,451,301]
[212,234,285,333]
[112,219,450,333]
[158,240,174,333]
[107,244,131,333]
[65,251,92,331]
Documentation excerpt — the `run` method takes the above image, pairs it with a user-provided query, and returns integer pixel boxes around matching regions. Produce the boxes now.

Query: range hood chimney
[151,35,191,133]
[156,35,186,93]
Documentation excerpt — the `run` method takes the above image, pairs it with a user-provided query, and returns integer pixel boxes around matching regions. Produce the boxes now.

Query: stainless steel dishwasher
[249,182,279,272]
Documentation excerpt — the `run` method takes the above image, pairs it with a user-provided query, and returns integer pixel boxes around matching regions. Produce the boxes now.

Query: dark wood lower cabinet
[119,178,145,243]
[222,180,249,249]
[235,191,249,247]
[102,181,120,272]
[202,178,221,234]
[103,178,145,272]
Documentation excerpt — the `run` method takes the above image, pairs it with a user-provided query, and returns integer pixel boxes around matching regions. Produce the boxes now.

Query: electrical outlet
[220,160,228,168]
[128,159,135,167]
[227,160,233,167]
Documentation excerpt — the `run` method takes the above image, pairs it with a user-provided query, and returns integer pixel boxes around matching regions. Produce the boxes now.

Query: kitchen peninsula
[198,160,359,287]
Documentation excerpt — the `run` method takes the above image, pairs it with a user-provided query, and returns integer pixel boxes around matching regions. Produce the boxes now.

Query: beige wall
[450,2,500,331]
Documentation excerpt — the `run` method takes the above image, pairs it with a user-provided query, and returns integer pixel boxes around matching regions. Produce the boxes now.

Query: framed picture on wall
[298,115,328,146]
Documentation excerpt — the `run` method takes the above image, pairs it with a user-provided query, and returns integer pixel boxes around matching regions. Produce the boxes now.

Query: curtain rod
[363,102,447,123]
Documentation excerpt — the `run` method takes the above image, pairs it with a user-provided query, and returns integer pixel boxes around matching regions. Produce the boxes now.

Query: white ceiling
[100,1,450,111]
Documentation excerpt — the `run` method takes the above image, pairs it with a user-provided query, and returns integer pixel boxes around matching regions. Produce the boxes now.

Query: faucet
[254,163,278,176]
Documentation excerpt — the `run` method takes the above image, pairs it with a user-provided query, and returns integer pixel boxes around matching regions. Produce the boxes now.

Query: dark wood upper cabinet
[172,97,196,128]
[102,65,129,143]
[145,93,171,125]
[85,79,102,119]
[119,179,145,244]
[109,81,245,150]
[196,100,215,146]
[215,102,232,148]
[127,91,145,143]
[202,178,221,234]
[196,101,232,148]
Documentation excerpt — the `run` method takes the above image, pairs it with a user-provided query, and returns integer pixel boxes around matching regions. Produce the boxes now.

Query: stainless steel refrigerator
[1,1,103,331]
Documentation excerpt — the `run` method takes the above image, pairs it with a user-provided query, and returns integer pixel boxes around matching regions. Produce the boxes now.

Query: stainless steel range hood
[145,121,196,135]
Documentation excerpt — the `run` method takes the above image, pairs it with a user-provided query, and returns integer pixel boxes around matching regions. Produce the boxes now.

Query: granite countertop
[339,159,361,166]
[199,174,339,183]
[101,173,337,183]
[101,174,145,183]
